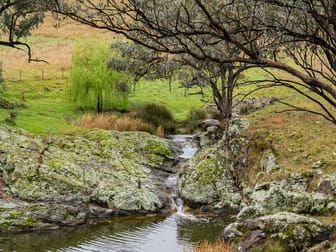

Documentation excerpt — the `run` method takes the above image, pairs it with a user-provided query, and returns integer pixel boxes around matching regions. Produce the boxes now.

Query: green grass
[0,79,80,134]
[129,79,207,121]
[0,77,208,134]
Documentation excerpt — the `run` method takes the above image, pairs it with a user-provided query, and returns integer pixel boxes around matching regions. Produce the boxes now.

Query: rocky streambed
[1,118,336,251]
[177,116,336,251]
[0,127,231,252]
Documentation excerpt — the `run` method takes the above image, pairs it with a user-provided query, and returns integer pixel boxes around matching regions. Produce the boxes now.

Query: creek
[0,135,230,252]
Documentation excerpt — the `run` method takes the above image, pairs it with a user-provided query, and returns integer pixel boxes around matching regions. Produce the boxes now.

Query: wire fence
[2,68,68,82]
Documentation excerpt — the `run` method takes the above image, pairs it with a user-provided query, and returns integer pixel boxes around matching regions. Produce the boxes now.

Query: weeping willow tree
[69,43,129,113]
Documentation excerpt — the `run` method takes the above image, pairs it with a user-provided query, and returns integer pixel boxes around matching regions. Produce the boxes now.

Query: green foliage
[68,43,129,113]
[109,41,179,90]
[0,0,46,61]
[134,103,175,133]
[184,108,207,133]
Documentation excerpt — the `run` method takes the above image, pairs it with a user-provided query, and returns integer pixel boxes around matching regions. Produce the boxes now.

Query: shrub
[184,108,207,133]
[75,113,164,136]
[134,103,175,133]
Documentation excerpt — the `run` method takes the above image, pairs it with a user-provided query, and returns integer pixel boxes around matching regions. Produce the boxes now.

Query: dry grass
[246,100,336,186]
[0,42,74,80]
[75,113,164,137]
[1,15,121,81]
[187,240,236,252]
[31,15,117,40]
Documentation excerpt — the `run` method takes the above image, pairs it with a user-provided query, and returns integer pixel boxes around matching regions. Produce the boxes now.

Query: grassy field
[0,16,206,134]
[0,15,335,174]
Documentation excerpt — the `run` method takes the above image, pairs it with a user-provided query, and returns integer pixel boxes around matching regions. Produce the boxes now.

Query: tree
[52,0,336,123]
[109,41,254,123]
[109,41,174,91]
[0,0,47,62]
[69,43,128,113]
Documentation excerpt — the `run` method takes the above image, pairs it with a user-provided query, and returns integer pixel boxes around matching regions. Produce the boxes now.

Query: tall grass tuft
[75,113,164,136]
[190,240,236,252]
[68,43,129,113]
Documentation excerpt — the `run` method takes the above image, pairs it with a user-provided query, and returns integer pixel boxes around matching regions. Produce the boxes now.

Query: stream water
[0,135,230,252]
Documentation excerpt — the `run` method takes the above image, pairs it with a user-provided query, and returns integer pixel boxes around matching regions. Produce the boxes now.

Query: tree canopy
[69,43,129,113]
[0,0,47,62]
[51,0,336,123]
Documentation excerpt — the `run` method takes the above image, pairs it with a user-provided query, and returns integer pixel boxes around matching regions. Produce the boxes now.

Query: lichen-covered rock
[177,146,241,213]
[229,212,336,251]
[177,115,249,214]
[0,126,172,216]
[250,212,335,251]
[317,174,336,196]
[242,184,335,219]
[237,170,336,220]
[198,126,223,148]
[260,150,276,172]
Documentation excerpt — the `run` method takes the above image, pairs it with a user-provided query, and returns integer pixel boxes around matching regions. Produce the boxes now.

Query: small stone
[326,202,336,213]
[254,182,270,191]
[312,160,323,169]
[239,230,266,251]
[221,222,243,240]
[260,150,276,172]
[237,206,259,220]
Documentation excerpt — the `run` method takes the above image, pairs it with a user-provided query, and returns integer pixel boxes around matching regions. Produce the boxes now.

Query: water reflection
[0,214,229,252]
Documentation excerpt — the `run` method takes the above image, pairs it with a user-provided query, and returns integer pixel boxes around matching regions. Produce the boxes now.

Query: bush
[134,103,175,133]
[183,108,207,133]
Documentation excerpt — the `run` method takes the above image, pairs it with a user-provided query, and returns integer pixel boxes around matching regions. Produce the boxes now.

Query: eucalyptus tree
[51,0,336,123]
[109,40,251,122]
[109,41,179,92]
[0,0,47,62]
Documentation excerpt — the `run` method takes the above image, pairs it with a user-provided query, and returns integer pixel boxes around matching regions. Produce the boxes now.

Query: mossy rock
[177,146,241,212]
[0,126,172,213]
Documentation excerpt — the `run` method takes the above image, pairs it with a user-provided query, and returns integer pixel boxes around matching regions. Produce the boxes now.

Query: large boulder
[0,126,173,217]
[238,177,336,221]
[223,212,336,251]
[177,115,249,214]
[177,146,241,213]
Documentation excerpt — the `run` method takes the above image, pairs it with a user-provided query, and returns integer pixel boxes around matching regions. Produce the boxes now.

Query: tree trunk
[97,95,103,113]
